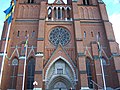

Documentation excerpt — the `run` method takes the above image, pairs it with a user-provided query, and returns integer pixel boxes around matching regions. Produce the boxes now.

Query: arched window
[58,7,61,19]
[54,7,57,19]
[86,58,93,88]
[27,58,35,89]
[32,31,35,37]
[17,31,20,37]
[91,32,94,37]
[25,31,27,37]
[10,58,18,89]
[28,0,34,3]
[98,32,101,38]
[48,7,52,19]
[83,0,90,5]
[67,8,71,20]
[84,31,86,39]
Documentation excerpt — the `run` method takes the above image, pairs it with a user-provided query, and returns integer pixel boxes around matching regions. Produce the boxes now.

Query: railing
[91,80,103,90]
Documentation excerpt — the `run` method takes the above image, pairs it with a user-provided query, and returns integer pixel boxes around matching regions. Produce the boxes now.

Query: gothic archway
[45,56,76,90]
[49,76,72,90]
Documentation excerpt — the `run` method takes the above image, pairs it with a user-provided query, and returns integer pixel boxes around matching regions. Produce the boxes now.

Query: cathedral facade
[0,0,120,90]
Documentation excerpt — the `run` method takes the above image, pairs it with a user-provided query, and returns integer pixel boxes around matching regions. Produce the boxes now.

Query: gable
[44,44,76,70]
[54,0,65,4]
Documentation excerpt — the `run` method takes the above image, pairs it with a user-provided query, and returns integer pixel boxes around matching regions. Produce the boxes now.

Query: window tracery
[49,27,71,46]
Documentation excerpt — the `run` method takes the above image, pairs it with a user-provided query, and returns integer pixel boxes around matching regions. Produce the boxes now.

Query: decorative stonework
[56,0,62,4]
[49,27,71,46]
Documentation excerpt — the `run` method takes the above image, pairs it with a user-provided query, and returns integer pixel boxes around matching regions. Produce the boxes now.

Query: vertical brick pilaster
[34,57,43,89]
[78,56,89,89]
[91,43,103,88]
[16,59,25,90]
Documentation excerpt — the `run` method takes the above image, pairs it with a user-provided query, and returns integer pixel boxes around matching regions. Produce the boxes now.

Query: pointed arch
[19,6,24,18]
[24,6,29,18]
[48,7,52,19]
[48,76,72,89]
[80,7,84,19]
[45,56,76,81]
[88,7,93,19]
[45,56,77,89]
[34,6,39,18]
[62,7,65,19]
[10,58,19,89]
[84,7,89,19]
[29,5,34,18]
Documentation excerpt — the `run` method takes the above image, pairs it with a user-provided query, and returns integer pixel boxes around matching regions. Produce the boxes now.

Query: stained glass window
[49,27,71,46]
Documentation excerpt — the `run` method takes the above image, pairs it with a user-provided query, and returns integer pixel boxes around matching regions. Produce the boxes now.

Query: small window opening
[84,31,86,39]
[48,7,52,19]
[17,31,20,37]
[98,32,101,37]
[54,8,57,19]
[32,31,35,37]
[83,0,89,5]
[91,32,94,37]
[28,0,34,3]
[25,31,27,37]
[67,8,70,20]
[58,7,61,19]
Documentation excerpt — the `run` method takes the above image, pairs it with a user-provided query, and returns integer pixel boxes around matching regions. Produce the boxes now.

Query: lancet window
[28,0,34,3]
[83,0,90,5]
[27,58,35,89]
[47,6,72,21]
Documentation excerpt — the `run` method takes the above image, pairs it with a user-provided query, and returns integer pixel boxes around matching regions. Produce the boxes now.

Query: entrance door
[53,82,67,90]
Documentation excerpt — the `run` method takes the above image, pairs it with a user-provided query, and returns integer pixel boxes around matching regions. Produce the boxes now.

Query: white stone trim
[35,53,44,57]
[33,88,42,90]
[19,56,25,59]
[81,87,90,90]
[45,56,76,81]
[0,52,6,56]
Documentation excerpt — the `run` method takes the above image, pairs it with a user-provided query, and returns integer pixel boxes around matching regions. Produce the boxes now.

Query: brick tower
[0,0,120,90]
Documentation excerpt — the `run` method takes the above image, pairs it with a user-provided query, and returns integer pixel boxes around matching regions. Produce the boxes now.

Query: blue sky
[0,0,120,45]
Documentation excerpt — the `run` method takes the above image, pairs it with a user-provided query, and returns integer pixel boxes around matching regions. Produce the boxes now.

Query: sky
[0,0,120,46]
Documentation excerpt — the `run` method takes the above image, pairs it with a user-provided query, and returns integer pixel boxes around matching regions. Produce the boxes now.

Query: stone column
[60,7,62,19]
[65,8,67,21]
[56,7,58,19]
[52,7,54,21]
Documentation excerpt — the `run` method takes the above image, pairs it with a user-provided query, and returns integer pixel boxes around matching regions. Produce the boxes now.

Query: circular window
[49,27,71,46]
